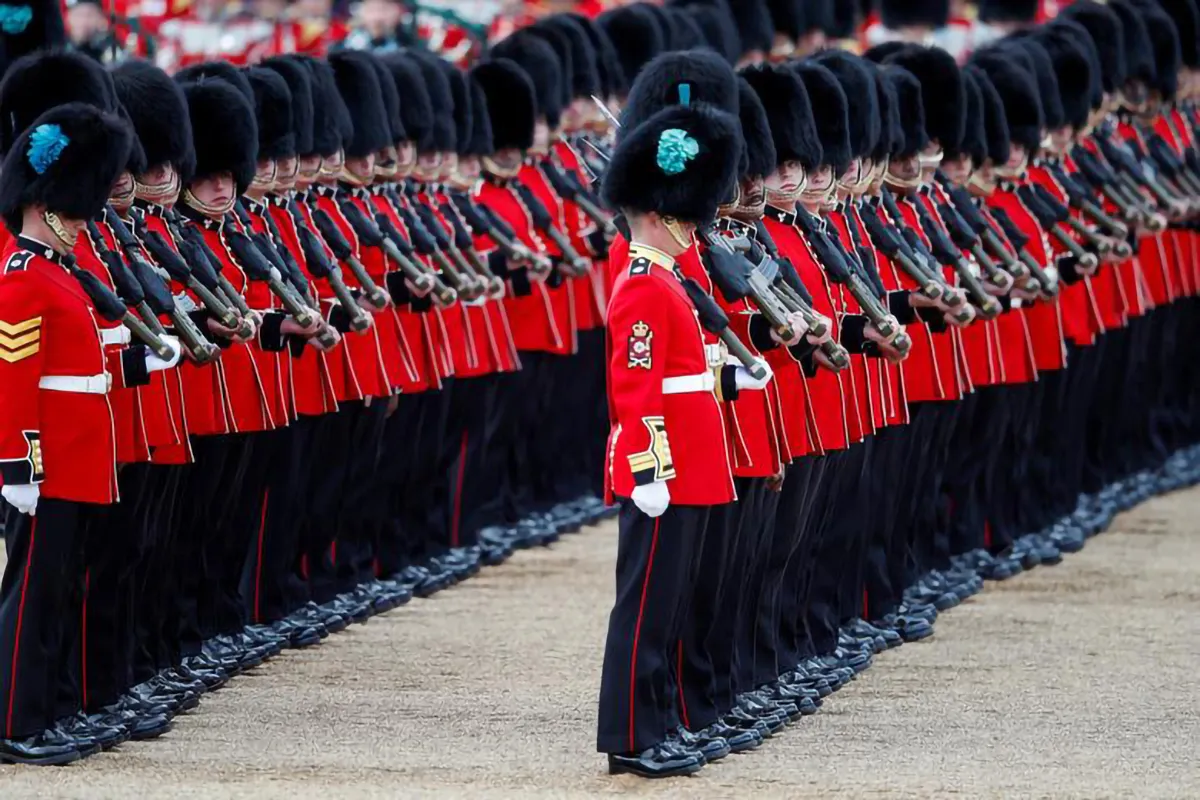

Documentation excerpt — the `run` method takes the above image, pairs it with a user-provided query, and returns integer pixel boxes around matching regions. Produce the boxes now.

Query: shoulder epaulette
[3,251,33,275]
[628,256,653,277]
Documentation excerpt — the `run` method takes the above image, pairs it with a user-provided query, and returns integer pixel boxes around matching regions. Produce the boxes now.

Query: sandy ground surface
[1,488,1199,800]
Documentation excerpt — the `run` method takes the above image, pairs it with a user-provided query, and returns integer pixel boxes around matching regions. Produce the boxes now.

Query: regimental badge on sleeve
[627,320,653,370]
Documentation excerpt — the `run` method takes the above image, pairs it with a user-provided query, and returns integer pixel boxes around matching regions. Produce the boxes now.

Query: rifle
[540,160,617,237]
[1017,185,1101,270]
[987,206,1061,297]
[67,253,176,360]
[912,200,1002,317]
[513,182,590,277]
[938,179,1036,288]
[311,205,410,307]
[437,196,506,298]
[676,275,768,381]
[288,210,372,333]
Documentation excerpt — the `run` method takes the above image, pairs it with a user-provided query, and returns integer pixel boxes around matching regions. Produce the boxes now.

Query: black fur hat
[883,46,966,154]
[598,4,666,89]
[180,78,258,194]
[1034,21,1099,130]
[802,0,834,33]
[245,67,295,161]
[0,50,115,155]
[523,19,574,111]
[619,49,740,141]
[681,2,742,63]
[329,50,392,158]
[965,64,1011,166]
[111,60,196,180]
[469,58,537,152]
[464,78,493,157]
[970,50,1043,154]
[1109,0,1156,90]
[371,56,405,144]
[379,54,434,150]
[1000,36,1065,131]
[399,51,456,152]
[569,12,627,98]
[879,0,949,29]
[828,0,860,39]
[306,56,352,158]
[0,0,66,79]
[175,60,254,107]
[261,56,315,157]
[729,0,776,56]
[490,30,565,129]
[873,65,902,161]
[662,6,708,51]
[740,62,822,169]
[0,102,132,232]
[883,65,929,159]
[541,14,600,99]
[737,75,776,178]
[1062,1,1127,94]
[815,50,881,161]
[602,103,742,224]
[1154,0,1200,68]
[1128,0,1182,99]
[439,61,473,157]
[766,0,805,42]
[792,61,851,174]
[977,0,1039,24]
[954,68,986,165]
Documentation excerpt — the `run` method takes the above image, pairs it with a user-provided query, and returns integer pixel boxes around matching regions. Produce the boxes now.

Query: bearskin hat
[815,50,881,161]
[371,56,405,144]
[328,51,392,158]
[792,61,851,174]
[1000,36,1066,131]
[873,65,902,161]
[0,102,131,232]
[378,54,434,151]
[729,0,776,56]
[598,4,666,89]
[1154,0,1200,68]
[883,65,929,159]
[682,2,742,63]
[175,60,254,107]
[602,103,742,224]
[261,57,315,158]
[439,61,473,157]
[965,64,1011,166]
[491,30,565,129]
[111,60,196,180]
[1062,1,1127,94]
[977,0,1039,24]
[0,50,115,155]
[399,51,457,152]
[523,19,574,110]
[0,0,66,79]
[767,0,806,42]
[541,14,600,100]
[568,11,627,98]
[619,50,740,141]
[470,58,537,152]
[802,0,835,34]
[879,0,949,30]
[882,45,966,155]
[307,56,352,158]
[737,75,776,178]
[244,67,294,161]
[1109,0,1156,90]
[1128,0,1182,99]
[970,50,1043,154]
[662,6,708,51]
[954,68,986,165]
[464,78,494,158]
[740,62,823,169]
[180,78,258,195]
[1034,21,1100,130]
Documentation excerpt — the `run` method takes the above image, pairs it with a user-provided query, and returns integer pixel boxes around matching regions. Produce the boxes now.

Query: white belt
[100,327,131,346]
[38,373,112,394]
[662,372,715,395]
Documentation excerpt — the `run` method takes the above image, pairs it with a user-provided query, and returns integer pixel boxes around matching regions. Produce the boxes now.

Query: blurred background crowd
[61,0,1062,74]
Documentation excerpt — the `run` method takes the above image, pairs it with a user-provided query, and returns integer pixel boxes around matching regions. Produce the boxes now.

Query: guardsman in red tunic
[0,104,179,764]
[595,99,744,780]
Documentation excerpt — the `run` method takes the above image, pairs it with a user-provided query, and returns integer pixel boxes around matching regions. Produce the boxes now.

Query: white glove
[2,484,39,516]
[145,336,182,373]
[631,481,670,518]
[734,358,774,391]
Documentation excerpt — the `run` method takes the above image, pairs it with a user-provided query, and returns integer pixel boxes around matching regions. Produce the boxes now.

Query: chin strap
[44,210,78,250]
[182,189,235,218]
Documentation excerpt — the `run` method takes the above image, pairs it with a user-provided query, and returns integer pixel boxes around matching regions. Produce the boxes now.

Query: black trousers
[442,374,500,547]
[0,499,95,738]
[597,500,708,754]
[332,399,390,593]
[131,463,186,681]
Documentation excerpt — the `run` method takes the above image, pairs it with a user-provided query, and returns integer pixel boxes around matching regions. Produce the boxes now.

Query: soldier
[595,94,745,779]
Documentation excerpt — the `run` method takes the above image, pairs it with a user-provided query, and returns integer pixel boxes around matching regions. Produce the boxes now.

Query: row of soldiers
[0,9,637,764]
[594,0,1200,779]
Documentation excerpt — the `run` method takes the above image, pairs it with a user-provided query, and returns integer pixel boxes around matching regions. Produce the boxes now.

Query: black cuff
[840,314,870,354]
[719,364,740,403]
[789,340,817,361]
[257,311,289,352]
[0,432,41,485]
[863,342,883,358]
[586,228,610,259]
[287,335,307,358]
[748,314,780,352]
[1057,255,1084,285]
[120,344,151,388]
[386,271,412,305]
[887,291,919,325]
[631,468,657,487]
[510,269,533,298]
[546,263,565,289]
[997,294,1014,313]
[187,309,212,332]
[328,303,353,333]
[488,249,511,279]
[916,305,949,332]
[798,351,818,377]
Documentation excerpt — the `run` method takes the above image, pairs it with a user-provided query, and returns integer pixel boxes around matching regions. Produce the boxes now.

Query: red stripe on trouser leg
[863,588,869,622]
[984,520,992,549]
[676,639,690,731]
[451,431,468,548]
[627,517,661,752]
[300,553,309,581]
[6,517,36,738]
[253,489,270,624]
